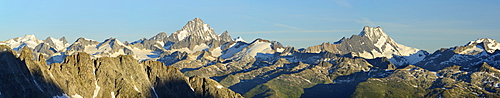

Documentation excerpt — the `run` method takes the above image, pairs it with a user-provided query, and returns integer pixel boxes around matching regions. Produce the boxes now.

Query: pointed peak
[359,26,387,38]
[234,36,245,42]
[44,36,55,41]
[464,38,500,53]
[193,17,203,22]
[219,30,233,42]
[469,38,498,44]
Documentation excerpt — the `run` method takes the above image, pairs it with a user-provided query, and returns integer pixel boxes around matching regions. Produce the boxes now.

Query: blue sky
[1,0,499,51]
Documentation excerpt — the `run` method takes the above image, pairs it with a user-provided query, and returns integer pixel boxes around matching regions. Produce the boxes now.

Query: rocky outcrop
[0,45,242,97]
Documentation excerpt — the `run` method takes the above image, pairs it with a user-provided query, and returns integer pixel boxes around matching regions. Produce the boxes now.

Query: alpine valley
[1,18,500,98]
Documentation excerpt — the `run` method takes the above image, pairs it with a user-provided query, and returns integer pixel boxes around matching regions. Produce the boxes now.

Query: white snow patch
[129,47,159,61]
[170,44,209,53]
[216,85,223,89]
[93,81,100,98]
[47,37,69,51]
[459,45,484,55]
[177,30,189,41]
[211,47,223,57]
[203,24,210,31]
[242,41,274,57]
[134,85,140,92]
[374,36,387,49]
[234,37,245,42]
[276,48,285,53]
[221,43,248,59]
[111,92,116,98]
[71,94,83,98]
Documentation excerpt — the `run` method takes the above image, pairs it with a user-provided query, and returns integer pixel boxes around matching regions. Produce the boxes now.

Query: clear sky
[1,0,499,51]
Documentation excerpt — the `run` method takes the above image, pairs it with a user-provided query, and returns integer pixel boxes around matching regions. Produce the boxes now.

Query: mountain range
[1,18,499,97]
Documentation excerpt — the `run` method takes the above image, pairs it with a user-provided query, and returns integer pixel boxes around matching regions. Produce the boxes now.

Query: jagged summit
[359,26,392,43]
[453,38,500,55]
[306,26,422,59]
[466,38,500,53]
[169,18,219,41]
[219,30,233,42]
[150,32,168,42]
[4,34,41,50]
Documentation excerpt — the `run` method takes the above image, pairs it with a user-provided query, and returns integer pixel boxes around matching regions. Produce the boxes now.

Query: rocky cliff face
[0,45,242,98]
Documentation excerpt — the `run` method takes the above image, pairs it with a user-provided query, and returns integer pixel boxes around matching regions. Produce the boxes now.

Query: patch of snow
[203,24,210,31]
[93,81,100,98]
[47,37,68,51]
[216,85,223,89]
[234,37,245,42]
[242,41,274,57]
[459,45,484,55]
[134,85,140,92]
[129,47,158,61]
[374,35,387,49]
[170,44,209,53]
[211,47,223,57]
[221,43,248,59]
[71,94,83,98]
[276,48,285,53]
[177,30,189,41]
[111,92,115,98]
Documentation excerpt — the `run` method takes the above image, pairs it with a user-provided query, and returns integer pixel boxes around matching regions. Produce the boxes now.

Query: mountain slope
[0,45,243,97]
[416,38,500,71]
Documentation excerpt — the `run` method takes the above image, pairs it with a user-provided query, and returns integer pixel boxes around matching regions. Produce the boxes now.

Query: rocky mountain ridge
[0,45,242,97]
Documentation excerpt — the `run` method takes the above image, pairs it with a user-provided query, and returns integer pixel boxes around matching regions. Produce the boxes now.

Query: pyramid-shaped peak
[359,26,388,39]
[192,17,203,22]
[169,18,218,41]
[219,30,233,42]
[150,32,168,41]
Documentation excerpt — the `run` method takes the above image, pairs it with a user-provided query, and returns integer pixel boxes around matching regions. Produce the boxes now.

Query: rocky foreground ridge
[1,18,500,97]
[0,45,242,98]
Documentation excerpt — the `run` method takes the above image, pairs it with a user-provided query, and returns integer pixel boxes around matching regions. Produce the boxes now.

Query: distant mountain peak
[359,26,391,42]
[169,18,219,41]
[150,32,168,41]
[457,38,500,54]
[219,30,233,42]
[234,37,245,42]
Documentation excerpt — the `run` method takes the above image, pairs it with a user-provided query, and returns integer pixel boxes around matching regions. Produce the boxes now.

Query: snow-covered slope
[357,26,421,58]
[3,34,42,51]
[415,38,500,70]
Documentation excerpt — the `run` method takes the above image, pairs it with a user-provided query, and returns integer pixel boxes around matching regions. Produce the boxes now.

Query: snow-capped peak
[169,18,219,41]
[4,34,42,50]
[44,37,69,51]
[359,26,389,41]
[234,37,245,42]
[464,38,500,53]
